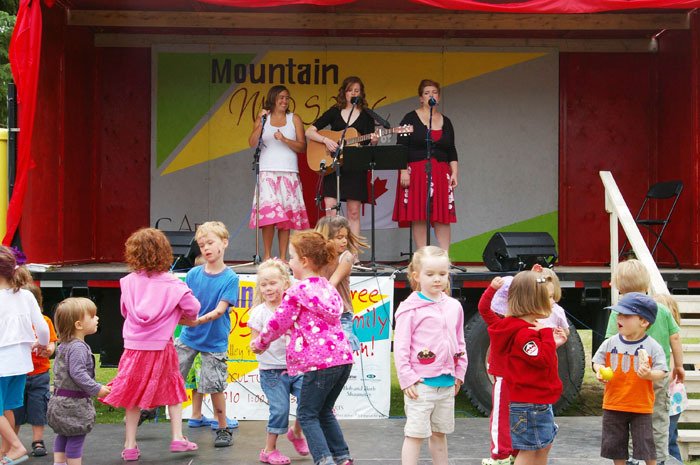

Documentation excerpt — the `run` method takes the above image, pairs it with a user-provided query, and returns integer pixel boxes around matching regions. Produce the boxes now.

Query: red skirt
[102,340,187,409]
[392,159,457,224]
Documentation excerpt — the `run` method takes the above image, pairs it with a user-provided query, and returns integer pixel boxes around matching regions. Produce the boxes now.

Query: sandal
[170,438,198,453]
[259,449,291,465]
[121,446,140,461]
[31,440,47,457]
[286,428,309,456]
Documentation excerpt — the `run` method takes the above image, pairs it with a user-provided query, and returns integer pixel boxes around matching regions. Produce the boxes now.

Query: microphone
[350,96,359,105]
[428,96,437,107]
[261,113,267,124]
[320,159,327,170]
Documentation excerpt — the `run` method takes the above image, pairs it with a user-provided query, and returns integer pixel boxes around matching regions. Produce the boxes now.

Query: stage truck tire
[462,313,585,416]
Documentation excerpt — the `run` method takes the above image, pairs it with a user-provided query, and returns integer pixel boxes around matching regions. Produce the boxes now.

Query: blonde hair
[54,297,97,343]
[507,270,552,318]
[252,259,292,307]
[654,294,680,325]
[613,259,650,294]
[195,221,230,242]
[290,231,337,271]
[407,246,451,293]
[315,216,368,257]
[537,267,561,302]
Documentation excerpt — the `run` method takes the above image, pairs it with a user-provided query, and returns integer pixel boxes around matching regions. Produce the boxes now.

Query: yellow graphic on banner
[161,50,544,175]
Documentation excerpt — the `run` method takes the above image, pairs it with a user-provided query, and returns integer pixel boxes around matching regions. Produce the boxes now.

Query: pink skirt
[102,340,186,409]
[249,171,310,230]
[392,159,457,224]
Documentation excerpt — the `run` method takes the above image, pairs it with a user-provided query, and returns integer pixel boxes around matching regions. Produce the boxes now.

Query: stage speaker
[482,232,557,272]
[162,231,201,271]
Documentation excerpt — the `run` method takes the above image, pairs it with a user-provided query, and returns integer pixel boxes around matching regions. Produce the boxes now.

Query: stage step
[680,399,700,423]
[682,344,700,365]
[678,429,700,460]
[677,295,700,315]
[680,319,700,338]
[685,371,700,392]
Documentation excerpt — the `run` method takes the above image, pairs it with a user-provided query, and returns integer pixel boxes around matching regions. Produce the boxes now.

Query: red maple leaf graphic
[373,177,389,201]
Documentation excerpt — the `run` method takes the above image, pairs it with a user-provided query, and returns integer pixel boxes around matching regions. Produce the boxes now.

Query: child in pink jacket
[394,246,468,465]
[251,231,354,465]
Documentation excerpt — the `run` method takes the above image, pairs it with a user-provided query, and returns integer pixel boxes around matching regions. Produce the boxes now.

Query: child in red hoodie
[487,270,567,465]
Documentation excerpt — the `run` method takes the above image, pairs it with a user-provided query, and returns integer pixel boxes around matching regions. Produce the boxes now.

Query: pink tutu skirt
[249,171,310,230]
[102,340,186,409]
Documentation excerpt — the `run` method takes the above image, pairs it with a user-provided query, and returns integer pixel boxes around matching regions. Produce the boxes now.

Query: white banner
[181,274,394,420]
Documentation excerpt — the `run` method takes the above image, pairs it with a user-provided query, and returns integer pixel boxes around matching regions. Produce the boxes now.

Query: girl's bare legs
[168,404,186,441]
[124,407,140,449]
[514,446,551,465]
[278,229,290,261]
[0,412,26,460]
[264,433,279,452]
[411,221,428,249]
[346,200,361,238]
[428,432,448,465]
[433,223,451,251]
[67,457,83,465]
[262,225,275,261]
[291,419,303,437]
[401,436,422,465]
[190,390,204,421]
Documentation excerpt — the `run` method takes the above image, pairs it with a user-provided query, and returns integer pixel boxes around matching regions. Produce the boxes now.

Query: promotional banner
[152,45,559,262]
[181,273,394,420]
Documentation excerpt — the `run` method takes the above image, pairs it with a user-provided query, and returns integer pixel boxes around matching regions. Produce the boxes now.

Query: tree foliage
[0,0,18,128]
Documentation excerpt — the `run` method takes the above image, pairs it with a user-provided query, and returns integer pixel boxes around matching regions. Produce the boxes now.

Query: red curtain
[5,0,54,246]
[411,0,700,13]
[198,0,355,6]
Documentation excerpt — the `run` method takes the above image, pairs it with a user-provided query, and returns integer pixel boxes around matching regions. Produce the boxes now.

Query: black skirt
[322,168,368,203]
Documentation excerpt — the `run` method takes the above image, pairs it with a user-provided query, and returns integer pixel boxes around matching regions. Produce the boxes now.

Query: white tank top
[259,112,299,173]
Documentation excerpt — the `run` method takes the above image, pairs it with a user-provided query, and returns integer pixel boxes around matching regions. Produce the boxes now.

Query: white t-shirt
[0,288,50,376]
[259,113,299,173]
[248,302,288,370]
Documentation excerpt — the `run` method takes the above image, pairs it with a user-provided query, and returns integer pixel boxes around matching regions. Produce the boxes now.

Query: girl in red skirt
[393,79,459,251]
[102,228,201,461]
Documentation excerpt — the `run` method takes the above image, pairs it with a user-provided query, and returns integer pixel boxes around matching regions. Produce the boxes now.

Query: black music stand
[343,145,408,268]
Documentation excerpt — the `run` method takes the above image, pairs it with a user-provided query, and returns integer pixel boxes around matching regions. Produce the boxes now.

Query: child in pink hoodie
[251,231,354,465]
[394,246,468,465]
[102,228,201,461]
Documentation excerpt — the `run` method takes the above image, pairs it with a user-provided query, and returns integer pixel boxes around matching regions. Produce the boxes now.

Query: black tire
[462,313,585,416]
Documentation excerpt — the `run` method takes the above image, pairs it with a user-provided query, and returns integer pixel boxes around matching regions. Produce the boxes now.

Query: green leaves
[0,7,16,128]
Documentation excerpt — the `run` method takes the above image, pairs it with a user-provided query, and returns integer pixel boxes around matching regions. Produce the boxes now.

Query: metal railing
[600,171,669,302]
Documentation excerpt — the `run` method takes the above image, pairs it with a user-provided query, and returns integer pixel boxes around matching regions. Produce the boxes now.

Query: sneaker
[209,417,239,430]
[482,459,512,465]
[259,449,291,465]
[187,415,213,428]
[214,428,233,448]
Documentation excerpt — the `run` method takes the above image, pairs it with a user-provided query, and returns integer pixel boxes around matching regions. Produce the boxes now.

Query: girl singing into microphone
[248,85,310,262]
[392,79,459,251]
[305,76,378,239]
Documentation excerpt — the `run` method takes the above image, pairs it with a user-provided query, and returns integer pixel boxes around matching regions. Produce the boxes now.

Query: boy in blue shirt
[176,221,239,448]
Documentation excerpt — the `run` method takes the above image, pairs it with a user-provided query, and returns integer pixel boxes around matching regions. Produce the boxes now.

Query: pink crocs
[170,438,198,453]
[121,445,140,461]
[286,428,310,456]
[259,449,291,465]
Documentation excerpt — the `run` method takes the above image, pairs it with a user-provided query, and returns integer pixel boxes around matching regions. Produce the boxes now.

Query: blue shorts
[259,369,303,435]
[0,374,27,412]
[13,371,51,426]
[509,402,558,451]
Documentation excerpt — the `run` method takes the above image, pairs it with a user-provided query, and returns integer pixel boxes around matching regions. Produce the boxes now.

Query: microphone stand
[425,98,435,247]
[329,98,357,214]
[248,114,266,266]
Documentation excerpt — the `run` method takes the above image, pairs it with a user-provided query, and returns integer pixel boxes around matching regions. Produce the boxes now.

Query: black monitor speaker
[482,232,557,272]
[161,231,201,271]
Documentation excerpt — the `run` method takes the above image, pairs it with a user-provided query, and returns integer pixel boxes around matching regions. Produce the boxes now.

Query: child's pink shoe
[259,449,291,465]
[170,438,198,453]
[286,428,310,456]
[121,445,140,461]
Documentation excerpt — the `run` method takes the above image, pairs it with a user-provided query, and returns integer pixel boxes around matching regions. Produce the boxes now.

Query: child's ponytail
[0,246,32,292]
[290,231,337,271]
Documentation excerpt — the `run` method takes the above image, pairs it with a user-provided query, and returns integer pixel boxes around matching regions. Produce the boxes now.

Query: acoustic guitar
[306,125,414,173]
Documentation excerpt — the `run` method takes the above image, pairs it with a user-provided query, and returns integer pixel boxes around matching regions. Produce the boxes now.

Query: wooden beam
[94,33,656,53]
[69,10,690,31]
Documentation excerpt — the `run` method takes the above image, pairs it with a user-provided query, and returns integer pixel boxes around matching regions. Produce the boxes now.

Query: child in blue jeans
[249,260,309,464]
